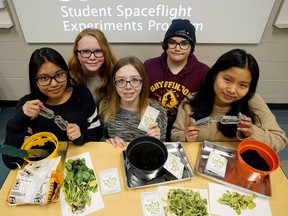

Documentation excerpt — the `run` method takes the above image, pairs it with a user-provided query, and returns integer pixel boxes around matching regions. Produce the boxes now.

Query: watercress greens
[62,158,98,213]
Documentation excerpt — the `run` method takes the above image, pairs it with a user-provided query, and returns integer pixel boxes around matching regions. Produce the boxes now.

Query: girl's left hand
[66,123,81,141]
[105,136,127,148]
[146,122,161,139]
[237,114,254,137]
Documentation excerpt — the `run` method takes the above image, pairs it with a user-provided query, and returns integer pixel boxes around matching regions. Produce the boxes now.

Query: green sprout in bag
[62,158,98,213]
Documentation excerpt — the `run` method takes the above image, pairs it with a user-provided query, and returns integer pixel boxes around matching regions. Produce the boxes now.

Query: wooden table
[0,142,287,216]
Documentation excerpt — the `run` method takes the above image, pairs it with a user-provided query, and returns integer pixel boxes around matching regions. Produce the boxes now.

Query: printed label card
[99,168,121,195]
[163,153,184,179]
[140,191,165,216]
[138,106,160,132]
[205,150,228,178]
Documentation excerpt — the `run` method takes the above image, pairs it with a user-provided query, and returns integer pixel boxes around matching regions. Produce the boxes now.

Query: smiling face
[214,67,252,107]
[36,61,68,102]
[77,35,105,76]
[114,64,143,109]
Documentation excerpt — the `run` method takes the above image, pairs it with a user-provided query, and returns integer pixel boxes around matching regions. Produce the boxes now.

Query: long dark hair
[187,48,260,137]
[29,47,74,100]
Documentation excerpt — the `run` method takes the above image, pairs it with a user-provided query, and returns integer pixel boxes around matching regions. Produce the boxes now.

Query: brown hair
[100,56,149,123]
[68,28,117,101]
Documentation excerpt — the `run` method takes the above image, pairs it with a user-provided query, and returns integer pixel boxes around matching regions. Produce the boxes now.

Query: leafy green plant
[217,190,257,215]
[163,188,208,216]
[62,158,98,213]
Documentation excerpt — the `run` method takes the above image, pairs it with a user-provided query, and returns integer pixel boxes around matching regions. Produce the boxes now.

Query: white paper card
[209,183,272,216]
[205,150,228,177]
[138,105,160,132]
[100,168,121,195]
[163,153,184,179]
[140,191,165,216]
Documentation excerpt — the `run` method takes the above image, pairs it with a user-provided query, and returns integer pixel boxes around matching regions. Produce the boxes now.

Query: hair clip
[39,107,67,130]
[54,115,67,131]
[39,107,54,119]
[220,115,240,124]
[192,113,242,127]
[192,117,214,127]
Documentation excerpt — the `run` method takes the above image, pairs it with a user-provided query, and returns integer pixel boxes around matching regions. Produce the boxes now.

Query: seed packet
[205,151,228,178]
[163,153,184,179]
[100,168,121,195]
[138,106,160,132]
[140,191,165,216]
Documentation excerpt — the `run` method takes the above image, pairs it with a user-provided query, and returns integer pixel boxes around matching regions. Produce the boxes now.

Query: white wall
[0,0,288,103]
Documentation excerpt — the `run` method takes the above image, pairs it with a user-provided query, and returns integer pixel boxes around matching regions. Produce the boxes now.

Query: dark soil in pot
[129,143,166,171]
[126,136,168,180]
[240,150,270,171]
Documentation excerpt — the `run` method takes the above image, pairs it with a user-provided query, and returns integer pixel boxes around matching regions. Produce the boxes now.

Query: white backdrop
[13,0,275,43]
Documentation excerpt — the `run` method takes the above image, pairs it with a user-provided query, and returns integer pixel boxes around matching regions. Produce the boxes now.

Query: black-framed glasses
[167,39,190,50]
[78,49,104,58]
[114,78,143,88]
[35,71,68,87]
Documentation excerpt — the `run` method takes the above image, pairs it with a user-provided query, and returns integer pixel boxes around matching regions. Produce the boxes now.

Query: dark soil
[129,143,165,171]
[241,149,270,171]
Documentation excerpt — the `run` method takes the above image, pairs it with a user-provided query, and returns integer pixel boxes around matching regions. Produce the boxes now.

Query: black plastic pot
[126,136,168,181]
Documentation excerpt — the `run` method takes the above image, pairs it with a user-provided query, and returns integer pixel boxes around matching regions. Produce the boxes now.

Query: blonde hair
[100,56,149,123]
[68,28,117,101]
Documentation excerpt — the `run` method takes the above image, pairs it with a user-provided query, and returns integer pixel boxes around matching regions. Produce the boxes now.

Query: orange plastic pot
[236,140,280,182]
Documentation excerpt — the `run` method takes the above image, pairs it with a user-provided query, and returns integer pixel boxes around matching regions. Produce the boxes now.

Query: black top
[2,86,103,169]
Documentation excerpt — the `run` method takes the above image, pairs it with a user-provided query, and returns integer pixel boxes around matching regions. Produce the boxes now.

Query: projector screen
[12,0,275,44]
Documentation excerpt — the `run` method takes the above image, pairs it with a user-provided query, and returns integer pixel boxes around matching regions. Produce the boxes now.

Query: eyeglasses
[35,71,68,87]
[114,78,143,88]
[167,39,190,50]
[78,49,104,58]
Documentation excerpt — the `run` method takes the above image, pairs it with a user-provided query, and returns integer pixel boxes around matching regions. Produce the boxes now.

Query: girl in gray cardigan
[99,56,167,148]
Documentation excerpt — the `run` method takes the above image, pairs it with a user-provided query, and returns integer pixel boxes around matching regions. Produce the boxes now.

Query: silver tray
[122,142,194,189]
[196,140,271,197]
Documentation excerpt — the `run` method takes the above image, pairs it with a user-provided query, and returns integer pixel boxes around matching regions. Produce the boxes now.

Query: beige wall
[0,0,288,103]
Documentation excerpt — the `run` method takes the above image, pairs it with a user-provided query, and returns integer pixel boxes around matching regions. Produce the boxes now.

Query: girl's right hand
[184,118,200,142]
[22,99,44,120]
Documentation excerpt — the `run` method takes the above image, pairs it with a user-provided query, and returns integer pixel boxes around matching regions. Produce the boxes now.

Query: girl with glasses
[68,28,117,106]
[99,56,167,148]
[3,47,103,169]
